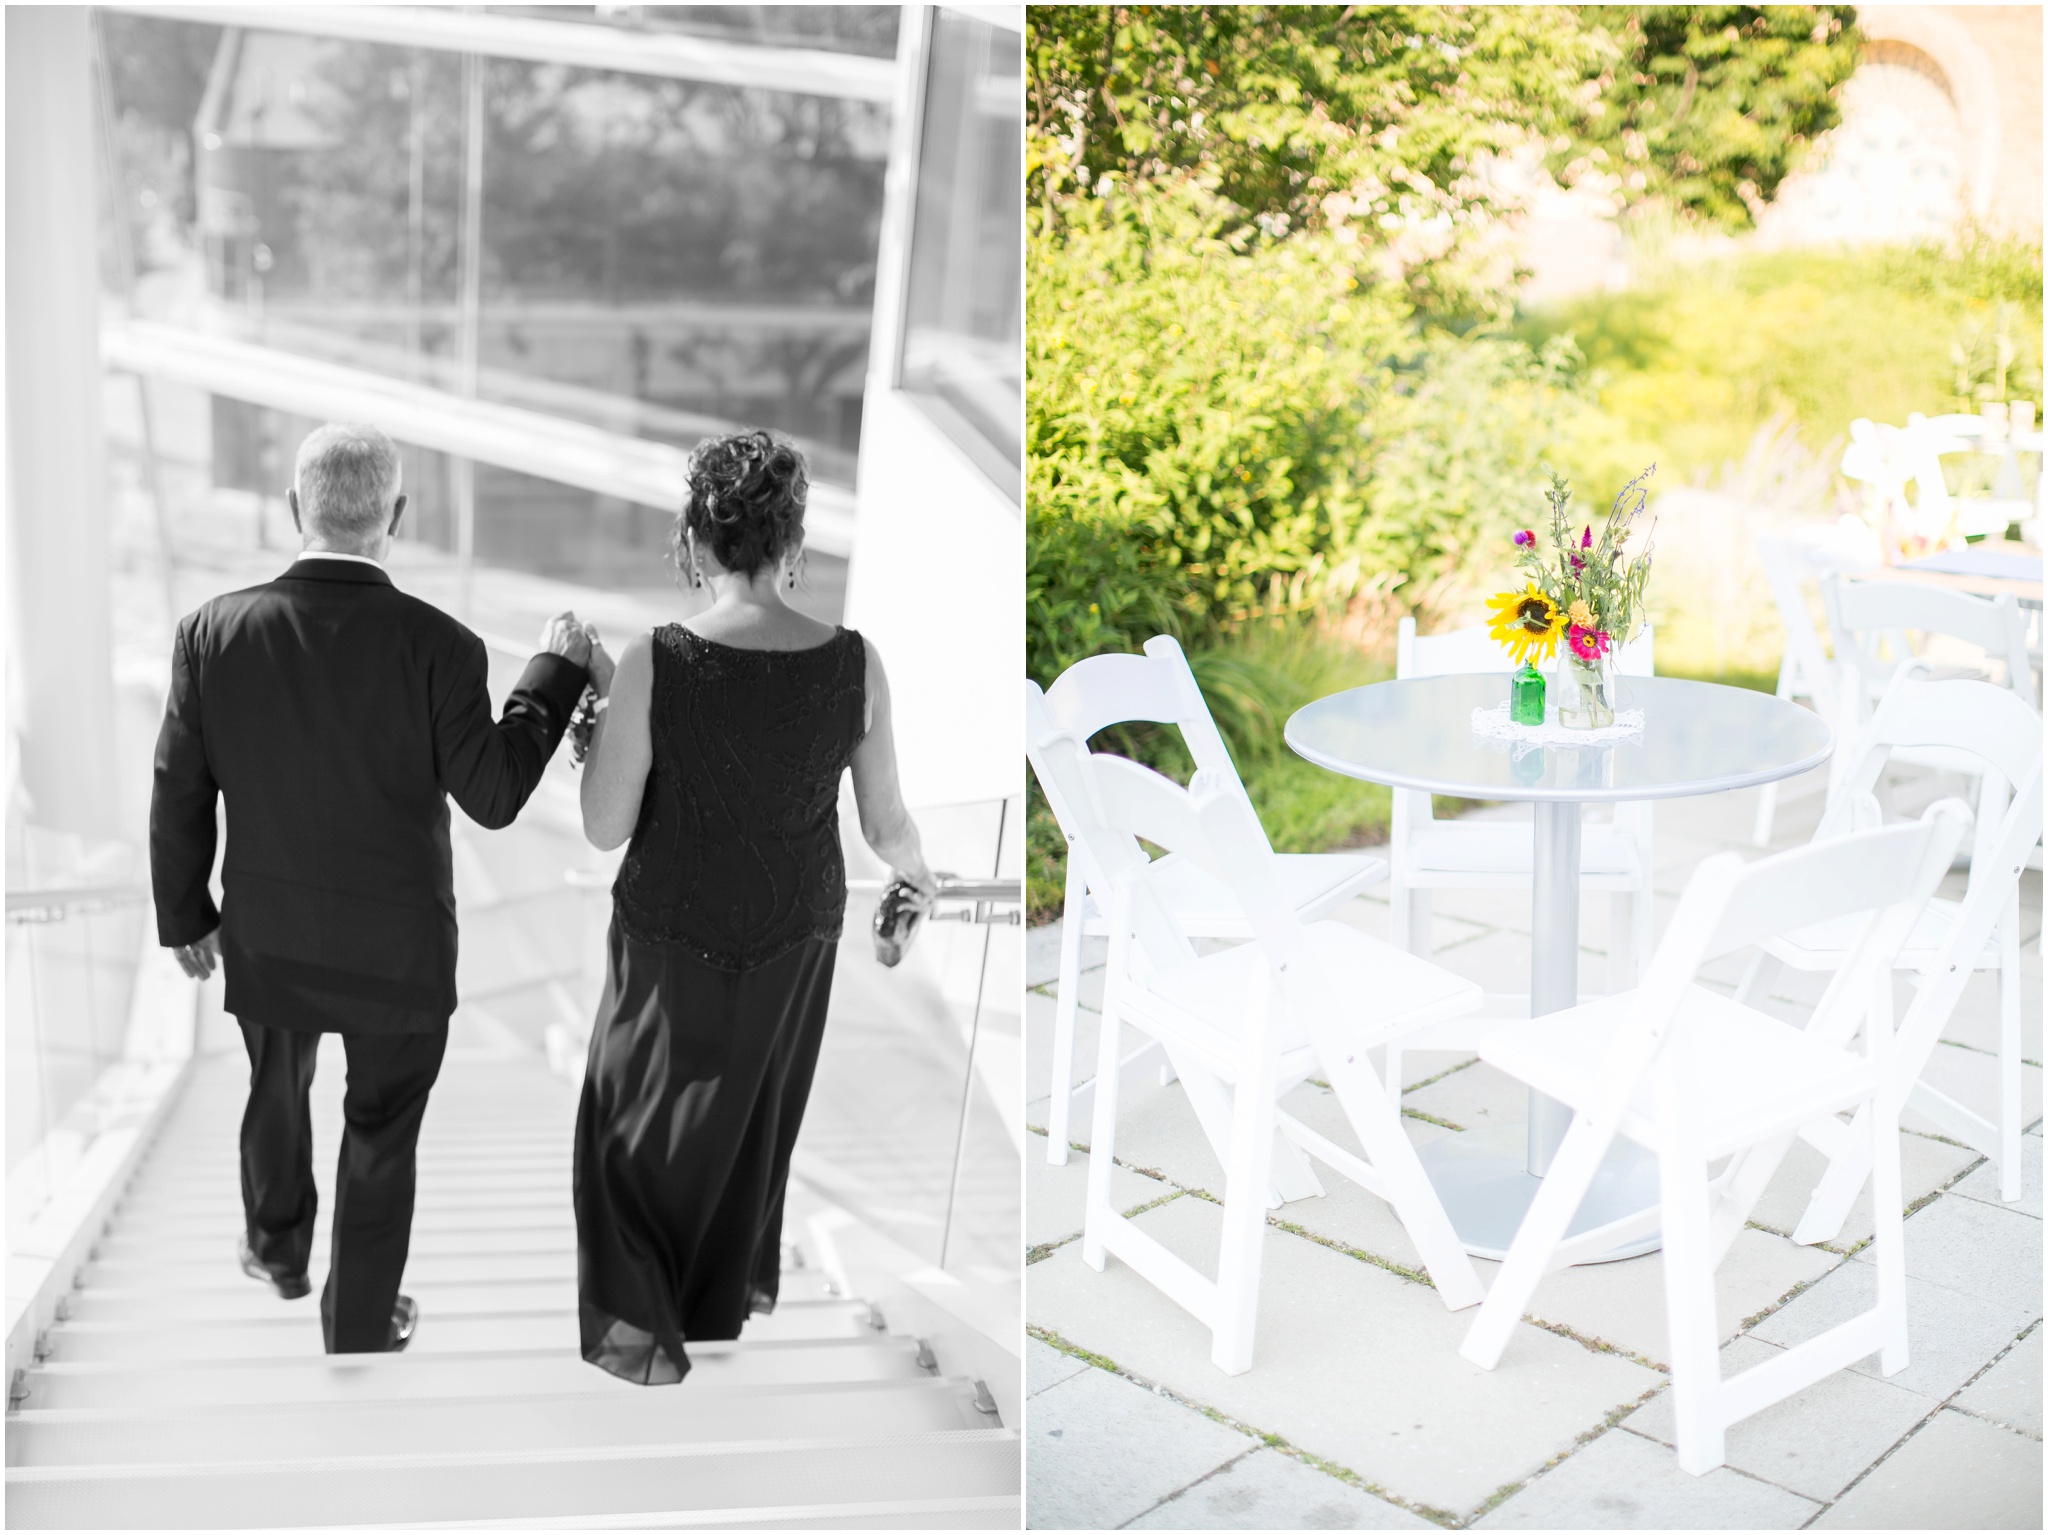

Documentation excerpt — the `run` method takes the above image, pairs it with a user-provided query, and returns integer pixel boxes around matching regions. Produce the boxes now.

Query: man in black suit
[150,421,591,1353]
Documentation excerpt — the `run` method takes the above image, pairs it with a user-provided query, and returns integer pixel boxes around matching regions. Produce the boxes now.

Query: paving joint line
[1027,1324,1464,1529]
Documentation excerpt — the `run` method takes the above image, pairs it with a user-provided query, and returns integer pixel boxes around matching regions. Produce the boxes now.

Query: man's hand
[583,624,617,697]
[173,929,221,981]
[540,611,592,668]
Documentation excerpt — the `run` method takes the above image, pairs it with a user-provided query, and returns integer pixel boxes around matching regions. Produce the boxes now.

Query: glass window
[897,6,1020,495]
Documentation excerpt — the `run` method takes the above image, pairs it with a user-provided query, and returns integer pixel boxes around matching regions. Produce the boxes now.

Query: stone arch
[1852,8,2001,220]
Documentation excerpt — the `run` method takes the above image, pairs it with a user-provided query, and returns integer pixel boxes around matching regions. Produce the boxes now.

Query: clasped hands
[540,612,616,696]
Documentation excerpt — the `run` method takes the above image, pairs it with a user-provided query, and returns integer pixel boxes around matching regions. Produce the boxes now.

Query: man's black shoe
[389,1294,419,1352]
[237,1235,311,1300]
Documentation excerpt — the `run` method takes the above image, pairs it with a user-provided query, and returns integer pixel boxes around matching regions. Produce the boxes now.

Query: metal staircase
[5,1040,1019,1528]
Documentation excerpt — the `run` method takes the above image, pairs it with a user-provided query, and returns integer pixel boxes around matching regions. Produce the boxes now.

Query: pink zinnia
[1513,529,1534,547]
[1567,625,1611,662]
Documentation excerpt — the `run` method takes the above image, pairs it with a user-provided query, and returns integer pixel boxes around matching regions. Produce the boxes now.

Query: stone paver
[1625,1337,1936,1503]
[1951,1327,2043,1437]
[1748,1259,2038,1402]
[1949,1130,2043,1219]
[1848,1185,2044,1318]
[1025,777,2042,1528]
[1026,1129,1175,1252]
[1026,1360,1253,1530]
[1904,1041,2043,1146]
[1028,1336,1089,1398]
[1812,1408,2042,1529]
[1402,1053,1530,1132]
[1030,1194,1663,1516]
[1745,1130,1980,1251]
[1472,1425,1821,1530]
[1481,1227,1840,1370]
[1126,1447,1436,1530]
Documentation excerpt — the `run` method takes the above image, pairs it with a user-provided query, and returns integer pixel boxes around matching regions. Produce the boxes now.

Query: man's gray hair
[294,422,402,545]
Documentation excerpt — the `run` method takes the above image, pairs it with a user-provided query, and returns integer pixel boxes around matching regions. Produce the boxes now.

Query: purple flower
[1581,525,1593,549]
[1513,529,1534,547]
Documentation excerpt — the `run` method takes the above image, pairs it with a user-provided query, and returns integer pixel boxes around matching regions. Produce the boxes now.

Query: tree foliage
[1028,5,1860,312]
[1558,7,1860,229]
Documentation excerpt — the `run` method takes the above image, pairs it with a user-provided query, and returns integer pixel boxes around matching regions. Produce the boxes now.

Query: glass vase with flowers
[1486,467,1657,730]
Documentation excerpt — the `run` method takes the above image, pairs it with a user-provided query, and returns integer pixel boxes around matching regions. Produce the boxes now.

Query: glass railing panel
[97,12,889,588]
[5,886,152,1249]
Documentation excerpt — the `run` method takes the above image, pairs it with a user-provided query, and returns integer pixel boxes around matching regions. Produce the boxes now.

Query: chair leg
[1323,1045,1482,1310]
[1999,908,2024,1202]
[1389,878,1411,953]
[1382,1043,1406,1099]
[1047,871,1087,1166]
[1410,889,1433,959]
[1753,779,1779,847]
[1870,1078,1910,1376]
[1080,983,1126,1274]
[1610,892,1635,995]
[1732,950,1773,1007]
[1793,1105,1873,1247]
[1211,1043,1279,1375]
[1662,1146,1727,1476]
[1461,1113,1612,1369]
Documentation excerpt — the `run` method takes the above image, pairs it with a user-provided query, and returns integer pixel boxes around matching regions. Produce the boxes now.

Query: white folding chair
[1030,733,1484,1373]
[1388,619,1656,996]
[1906,412,2031,540]
[1743,667,2044,1234]
[1029,637,1386,1166]
[1821,572,2035,722]
[1460,804,1971,1475]
[1751,537,1849,845]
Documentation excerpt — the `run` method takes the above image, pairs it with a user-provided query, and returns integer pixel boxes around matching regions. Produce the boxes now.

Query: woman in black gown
[572,430,935,1384]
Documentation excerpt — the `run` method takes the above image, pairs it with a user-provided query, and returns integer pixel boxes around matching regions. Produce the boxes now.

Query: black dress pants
[237,1020,447,1353]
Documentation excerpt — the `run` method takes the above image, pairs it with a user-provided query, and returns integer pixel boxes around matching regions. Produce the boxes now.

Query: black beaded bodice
[612,625,867,970]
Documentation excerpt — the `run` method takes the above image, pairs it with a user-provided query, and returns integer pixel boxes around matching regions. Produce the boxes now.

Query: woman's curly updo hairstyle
[671,429,808,582]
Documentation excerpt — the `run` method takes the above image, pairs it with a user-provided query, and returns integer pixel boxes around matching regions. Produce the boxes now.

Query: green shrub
[1028,173,1596,684]
[1526,232,2046,490]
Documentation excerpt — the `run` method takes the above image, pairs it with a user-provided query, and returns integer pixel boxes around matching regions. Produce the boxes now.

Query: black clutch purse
[873,877,933,967]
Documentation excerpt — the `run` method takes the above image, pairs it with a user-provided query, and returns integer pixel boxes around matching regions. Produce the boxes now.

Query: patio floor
[1024,764,2043,1530]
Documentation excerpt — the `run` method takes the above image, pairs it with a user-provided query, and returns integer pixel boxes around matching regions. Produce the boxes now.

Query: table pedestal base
[1416,1124,1662,1263]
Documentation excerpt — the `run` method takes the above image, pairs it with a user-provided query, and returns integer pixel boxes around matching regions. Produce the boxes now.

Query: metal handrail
[6,886,152,925]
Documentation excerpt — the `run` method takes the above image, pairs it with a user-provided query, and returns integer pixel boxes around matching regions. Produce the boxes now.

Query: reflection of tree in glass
[289,48,891,307]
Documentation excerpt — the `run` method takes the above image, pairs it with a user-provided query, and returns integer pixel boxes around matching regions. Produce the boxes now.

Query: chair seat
[1402,821,1643,880]
[1139,922,1483,1067]
[1084,850,1386,937]
[1764,895,1998,975]
[1478,986,1874,1160]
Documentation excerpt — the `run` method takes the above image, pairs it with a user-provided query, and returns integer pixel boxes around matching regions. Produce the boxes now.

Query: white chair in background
[1029,636,1386,1166]
[1906,411,2032,539]
[1742,667,2044,1231]
[1820,572,2036,725]
[1460,804,1971,1475]
[1025,724,1484,1373]
[1389,618,1656,993]
[1751,536,1849,845]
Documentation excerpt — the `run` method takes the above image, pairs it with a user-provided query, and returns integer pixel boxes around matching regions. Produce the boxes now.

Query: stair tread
[6,1378,991,1467]
[5,1432,1019,1530]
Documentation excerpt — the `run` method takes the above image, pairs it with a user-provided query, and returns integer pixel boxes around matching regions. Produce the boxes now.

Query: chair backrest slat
[1822,573,2033,697]
[1025,683,1198,973]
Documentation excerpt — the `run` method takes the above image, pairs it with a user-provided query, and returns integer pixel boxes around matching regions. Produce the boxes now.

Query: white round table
[1284,673,1834,1260]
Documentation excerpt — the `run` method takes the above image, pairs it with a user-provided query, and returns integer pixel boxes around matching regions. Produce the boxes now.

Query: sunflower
[1485,584,1565,666]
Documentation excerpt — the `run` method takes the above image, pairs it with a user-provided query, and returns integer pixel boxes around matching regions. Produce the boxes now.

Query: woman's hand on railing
[172,929,221,981]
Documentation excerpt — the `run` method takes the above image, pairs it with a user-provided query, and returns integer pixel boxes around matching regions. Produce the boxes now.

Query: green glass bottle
[1510,662,1546,726]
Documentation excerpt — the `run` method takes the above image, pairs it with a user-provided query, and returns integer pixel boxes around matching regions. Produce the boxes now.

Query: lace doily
[1470,702,1644,747]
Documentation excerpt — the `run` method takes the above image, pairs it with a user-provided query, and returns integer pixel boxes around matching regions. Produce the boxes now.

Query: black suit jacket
[149,559,588,1034]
